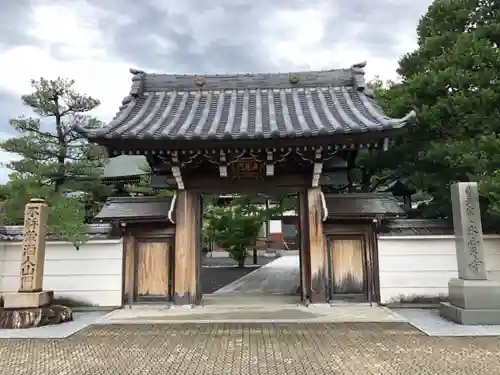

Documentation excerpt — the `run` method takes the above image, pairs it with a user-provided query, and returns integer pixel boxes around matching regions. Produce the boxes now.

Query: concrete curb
[93,317,406,325]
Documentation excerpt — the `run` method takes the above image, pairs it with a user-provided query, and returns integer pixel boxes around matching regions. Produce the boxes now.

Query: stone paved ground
[1,323,500,374]
[212,256,299,295]
[202,266,260,294]
[201,255,276,294]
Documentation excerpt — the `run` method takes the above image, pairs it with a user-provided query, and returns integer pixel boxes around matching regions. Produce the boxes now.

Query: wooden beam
[171,152,184,189]
[266,150,274,176]
[184,173,310,193]
[219,150,228,177]
[97,127,407,152]
[383,137,389,151]
[173,190,200,305]
[306,187,328,303]
[312,148,323,187]
[171,166,184,189]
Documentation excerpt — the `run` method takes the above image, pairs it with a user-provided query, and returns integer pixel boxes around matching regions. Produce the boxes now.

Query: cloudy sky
[0,0,432,182]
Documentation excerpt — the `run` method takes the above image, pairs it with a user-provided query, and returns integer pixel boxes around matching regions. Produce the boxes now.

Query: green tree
[371,0,500,218]
[202,193,296,265]
[0,77,111,246]
[331,77,406,194]
[206,206,263,267]
[0,173,89,248]
[228,194,296,220]
[0,174,53,225]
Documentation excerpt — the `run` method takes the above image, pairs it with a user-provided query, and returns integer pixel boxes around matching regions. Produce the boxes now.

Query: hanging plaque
[231,156,264,180]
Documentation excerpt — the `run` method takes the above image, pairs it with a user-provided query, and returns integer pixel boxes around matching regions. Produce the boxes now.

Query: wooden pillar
[306,187,328,303]
[195,195,203,302]
[173,190,200,305]
[123,233,135,306]
[298,191,311,301]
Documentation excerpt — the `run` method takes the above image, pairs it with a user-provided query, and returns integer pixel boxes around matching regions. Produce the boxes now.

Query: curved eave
[92,195,177,225]
[101,176,145,184]
[74,94,136,138]
[358,94,416,131]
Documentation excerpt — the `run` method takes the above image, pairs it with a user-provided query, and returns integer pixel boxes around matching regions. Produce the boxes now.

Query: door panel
[135,240,171,301]
[328,236,366,300]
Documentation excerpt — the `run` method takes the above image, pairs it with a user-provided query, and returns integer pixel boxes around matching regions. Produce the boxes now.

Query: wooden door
[135,240,171,301]
[328,235,366,301]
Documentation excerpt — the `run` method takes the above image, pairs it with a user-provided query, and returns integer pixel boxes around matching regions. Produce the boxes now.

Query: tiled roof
[377,179,417,196]
[75,62,415,143]
[381,218,500,236]
[380,219,453,236]
[324,193,405,219]
[101,155,150,179]
[0,224,117,242]
[93,196,176,223]
[319,171,349,186]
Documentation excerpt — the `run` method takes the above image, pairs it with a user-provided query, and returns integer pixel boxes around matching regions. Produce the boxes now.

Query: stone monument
[440,182,500,325]
[0,198,72,329]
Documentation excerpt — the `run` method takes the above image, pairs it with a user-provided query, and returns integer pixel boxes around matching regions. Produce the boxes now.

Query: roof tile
[93,196,176,223]
[102,155,150,179]
[325,193,405,218]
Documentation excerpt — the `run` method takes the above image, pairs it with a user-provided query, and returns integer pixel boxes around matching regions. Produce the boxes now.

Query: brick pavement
[1,323,499,374]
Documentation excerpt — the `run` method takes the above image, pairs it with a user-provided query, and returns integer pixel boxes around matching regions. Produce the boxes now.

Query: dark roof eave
[92,195,177,225]
[101,175,147,183]
[327,213,405,220]
[82,127,409,151]
[92,216,173,224]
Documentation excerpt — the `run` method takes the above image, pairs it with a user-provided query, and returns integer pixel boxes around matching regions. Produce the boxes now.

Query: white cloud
[0,1,137,183]
[261,4,419,80]
[0,46,132,121]
[0,0,424,121]
[0,1,134,123]
[28,2,107,59]
[0,0,431,183]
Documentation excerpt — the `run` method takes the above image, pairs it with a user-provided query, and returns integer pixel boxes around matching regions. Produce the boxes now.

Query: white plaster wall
[378,235,500,304]
[269,220,282,234]
[0,239,123,307]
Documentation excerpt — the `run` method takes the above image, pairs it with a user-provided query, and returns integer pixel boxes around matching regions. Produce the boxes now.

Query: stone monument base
[439,278,500,325]
[0,305,73,329]
[0,290,73,329]
[3,290,53,309]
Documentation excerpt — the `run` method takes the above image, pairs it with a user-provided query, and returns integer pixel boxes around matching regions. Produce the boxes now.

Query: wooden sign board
[230,157,264,180]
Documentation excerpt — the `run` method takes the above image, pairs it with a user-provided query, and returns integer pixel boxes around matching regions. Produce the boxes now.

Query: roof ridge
[107,196,173,204]
[129,62,366,78]
[127,62,368,96]
[324,192,396,198]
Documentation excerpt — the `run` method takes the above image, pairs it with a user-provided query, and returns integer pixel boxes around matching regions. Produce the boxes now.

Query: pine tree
[0,77,112,247]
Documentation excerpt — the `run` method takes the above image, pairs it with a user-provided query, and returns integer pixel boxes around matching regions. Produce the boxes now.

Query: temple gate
[78,62,414,305]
